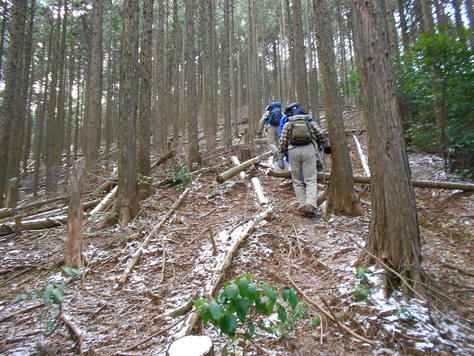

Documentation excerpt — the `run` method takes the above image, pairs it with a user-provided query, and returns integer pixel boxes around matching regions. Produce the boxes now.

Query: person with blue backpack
[278,103,331,218]
[257,102,283,157]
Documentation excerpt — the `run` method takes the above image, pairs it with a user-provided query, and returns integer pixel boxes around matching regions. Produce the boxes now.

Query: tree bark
[313,0,363,216]
[85,0,104,172]
[185,0,202,169]
[350,0,425,298]
[0,0,27,206]
[114,0,140,226]
[292,0,309,109]
[137,0,153,187]
[65,158,85,268]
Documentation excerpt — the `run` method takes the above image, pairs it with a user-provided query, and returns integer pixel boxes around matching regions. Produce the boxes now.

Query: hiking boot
[302,205,316,218]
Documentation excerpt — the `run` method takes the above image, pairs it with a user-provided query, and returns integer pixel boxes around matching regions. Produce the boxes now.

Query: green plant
[19,266,80,332]
[170,166,192,185]
[194,275,306,353]
[353,267,372,301]
[137,173,156,186]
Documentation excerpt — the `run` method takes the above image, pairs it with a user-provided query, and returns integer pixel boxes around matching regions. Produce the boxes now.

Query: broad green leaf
[38,309,48,321]
[236,297,251,323]
[194,298,207,308]
[281,287,298,310]
[62,266,81,277]
[276,303,287,323]
[261,285,277,304]
[51,288,64,304]
[200,304,212,323]
[225,284,239,301]
[257,322,274,334]
[219,312,237,337]
[248,321,255,338]
[354,283,371,300]
[246,283,258,301]
[310,316,321,328]
[237,277,249,297]
[43,284,54,304]
[46,320,56,333]
[355,267,372,282]
[209,301,224,321]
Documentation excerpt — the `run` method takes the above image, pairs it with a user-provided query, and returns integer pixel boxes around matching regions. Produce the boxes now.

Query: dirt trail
[0,114,473,355]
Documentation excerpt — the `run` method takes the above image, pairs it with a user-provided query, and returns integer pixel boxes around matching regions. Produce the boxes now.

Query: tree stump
[65,158,85,268]
[167,335,214,356]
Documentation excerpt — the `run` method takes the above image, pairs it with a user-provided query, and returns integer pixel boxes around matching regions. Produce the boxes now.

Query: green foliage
[62,265,82,277]
[342,69,360,98]
[309,316,321,328]
[396,27,474,175]
[353,267,372,301]
[195,275,306,347]
[137,173,155,186]
[170,166,191,185]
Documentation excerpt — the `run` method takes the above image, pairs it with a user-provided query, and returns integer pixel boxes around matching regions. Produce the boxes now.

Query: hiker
[279,103,324,171]
[257,102,283,156]
[278,103,331,218]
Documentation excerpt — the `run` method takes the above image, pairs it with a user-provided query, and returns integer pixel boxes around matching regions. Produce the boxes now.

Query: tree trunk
[65,158,85,269]
[313,0,363,216]
[350,0,425,298]
[221,0,232,146]
[292,0,309,109]
[85,0,103,172]
[137,0,153,186]
[0,0,27,206]
[114,0,140,226]
[185,0,202,169]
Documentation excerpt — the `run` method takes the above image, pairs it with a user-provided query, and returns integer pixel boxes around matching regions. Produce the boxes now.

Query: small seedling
[353,267,372,301]
[195,275,306,354]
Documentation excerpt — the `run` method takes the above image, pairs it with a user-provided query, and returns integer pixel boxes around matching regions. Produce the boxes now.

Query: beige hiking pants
[266,125,279,155]
[288,144,318,209]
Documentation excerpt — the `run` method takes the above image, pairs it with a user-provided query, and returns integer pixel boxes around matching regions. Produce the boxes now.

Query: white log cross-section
[230,155,268,205]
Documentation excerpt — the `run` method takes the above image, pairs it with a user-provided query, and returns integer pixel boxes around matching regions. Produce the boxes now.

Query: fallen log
[117,186,191,285]
[174,207,272,339]
[151,151,174,172]
[268,171,474,191]
[0,208,13,219]
[89,186,118,217]
[353,135,370,176]
[216,150,272,183]
[230,155,268,205]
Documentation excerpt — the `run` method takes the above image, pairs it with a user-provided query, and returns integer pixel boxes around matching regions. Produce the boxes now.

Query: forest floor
[0,110,473,356]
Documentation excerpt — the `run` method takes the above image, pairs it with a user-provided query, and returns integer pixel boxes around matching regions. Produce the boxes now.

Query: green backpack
[289,115,313,146]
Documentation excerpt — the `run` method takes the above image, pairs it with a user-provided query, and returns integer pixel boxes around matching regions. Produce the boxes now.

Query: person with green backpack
[278,103,331,218]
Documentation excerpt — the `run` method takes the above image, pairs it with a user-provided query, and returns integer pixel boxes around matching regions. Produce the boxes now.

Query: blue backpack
[267,102,282,126]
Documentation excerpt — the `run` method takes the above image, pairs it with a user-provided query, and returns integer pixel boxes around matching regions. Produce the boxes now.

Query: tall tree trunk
[137,0,153,183]
[246,0,258,139]
[397,0,410,53]
[313,0,363,216]
[115,0,140,226]
[0,0,27,206]
[154,0,167,153]
[44,0,64,197]
[0,1,9,82]
[85,0,104,172]
[350,0,425,298]
[292,0,310,109]
[221,0,232,146]
[185,0,202,168]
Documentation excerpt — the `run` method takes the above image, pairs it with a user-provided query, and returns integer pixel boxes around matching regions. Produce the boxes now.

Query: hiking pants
[288,144,317,209]
[267,125,279,155]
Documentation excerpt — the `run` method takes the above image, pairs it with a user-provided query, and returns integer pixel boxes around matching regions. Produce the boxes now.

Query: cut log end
[167,335,214,356]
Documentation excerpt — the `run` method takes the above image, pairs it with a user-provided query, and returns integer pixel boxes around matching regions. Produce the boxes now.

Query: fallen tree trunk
[230,155,268,205]
[174,207,273,339]
[152,151,174,172]
[353,134,370,176]
[216,151,272,183]
[268,171,474,191]
[117,186,191,285]
[89,186,118,217]
[0,208,13,219]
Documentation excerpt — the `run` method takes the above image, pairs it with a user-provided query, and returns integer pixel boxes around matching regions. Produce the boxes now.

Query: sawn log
[268,171,474,191]
[216,150,272,183]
